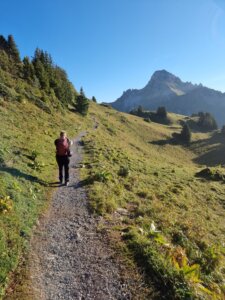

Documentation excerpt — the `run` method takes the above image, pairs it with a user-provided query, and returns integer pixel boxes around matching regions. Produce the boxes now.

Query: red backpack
[55,138,69,156]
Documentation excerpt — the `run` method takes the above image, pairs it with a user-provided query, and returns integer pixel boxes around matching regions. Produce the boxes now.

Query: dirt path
[12,132,153,300]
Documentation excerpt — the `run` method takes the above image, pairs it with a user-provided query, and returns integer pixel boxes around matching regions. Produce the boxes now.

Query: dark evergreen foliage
[0,35,8,51]
[180,123,191,143]
[0,34,76,108]
[80,87,85,96]
[7,35,20,63]
[51,66,74,105]
[92,96,97,102]
[156,106,167,118]
[31,48,75,105]
[130,106,170,125]
[137,105,143,115]
[197,112,218,131]
[22,56,35,83]
[75,88,89,116]
[0,34,21,75]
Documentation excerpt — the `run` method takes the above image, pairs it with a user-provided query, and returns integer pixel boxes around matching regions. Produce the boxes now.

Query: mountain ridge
[110,70,225,126]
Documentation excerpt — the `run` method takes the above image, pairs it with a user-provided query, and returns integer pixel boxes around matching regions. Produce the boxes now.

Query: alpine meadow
[0,32,225,300]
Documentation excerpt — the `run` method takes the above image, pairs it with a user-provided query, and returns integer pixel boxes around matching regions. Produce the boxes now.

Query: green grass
[81,103,225,299]
[0,98,92,297]
[1,71,225,298]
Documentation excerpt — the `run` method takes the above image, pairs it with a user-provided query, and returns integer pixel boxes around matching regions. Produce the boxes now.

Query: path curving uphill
[25,132,151,300]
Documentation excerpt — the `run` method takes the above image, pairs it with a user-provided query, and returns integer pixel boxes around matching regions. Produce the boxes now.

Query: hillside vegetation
[1,35,225,299]
[81,104,225,299]
[0,34,92,297]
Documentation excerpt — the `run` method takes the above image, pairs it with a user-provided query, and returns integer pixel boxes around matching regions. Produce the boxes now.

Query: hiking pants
[56,155,70,182]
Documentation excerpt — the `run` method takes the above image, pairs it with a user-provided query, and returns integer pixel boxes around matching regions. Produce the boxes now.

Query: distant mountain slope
[111,70,225,126]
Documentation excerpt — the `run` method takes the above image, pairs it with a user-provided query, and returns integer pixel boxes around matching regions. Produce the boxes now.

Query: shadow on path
[48,181,63,188]
[67,179,90,189]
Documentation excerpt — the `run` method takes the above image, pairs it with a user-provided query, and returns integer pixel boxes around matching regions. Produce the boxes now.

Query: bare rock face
[110,70,225,126]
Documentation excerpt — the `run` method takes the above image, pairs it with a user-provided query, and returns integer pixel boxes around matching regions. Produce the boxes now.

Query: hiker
[54,131,72,186]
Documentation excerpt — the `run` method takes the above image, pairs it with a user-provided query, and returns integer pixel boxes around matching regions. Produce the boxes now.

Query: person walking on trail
[54,131,73,186]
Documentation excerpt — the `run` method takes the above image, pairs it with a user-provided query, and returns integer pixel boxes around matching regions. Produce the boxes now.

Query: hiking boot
[65,181,69,186]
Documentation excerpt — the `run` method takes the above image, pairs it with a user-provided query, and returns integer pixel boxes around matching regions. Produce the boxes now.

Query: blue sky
[1,0,225,102]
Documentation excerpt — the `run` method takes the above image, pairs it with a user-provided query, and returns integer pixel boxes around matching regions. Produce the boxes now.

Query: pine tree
[80,87,85,96]
[180,123,191,143]
[50,66,74,105]
[92,96,97,102]
[157,106,167,118]
[75,88,89,116]
[137,105,143,116]
[33,59,49,90]
[23,56,35,83]
[0,35,8,51]
[7,35,20,62]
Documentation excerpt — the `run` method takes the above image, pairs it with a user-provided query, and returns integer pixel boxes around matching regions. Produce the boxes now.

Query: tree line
[0,34,97,115]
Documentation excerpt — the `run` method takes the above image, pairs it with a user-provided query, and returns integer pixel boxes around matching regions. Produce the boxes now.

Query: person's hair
[60,131,67,137]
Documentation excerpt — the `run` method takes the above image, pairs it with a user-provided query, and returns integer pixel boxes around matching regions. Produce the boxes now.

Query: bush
[0,196,13,214]
[88,171,112,183]
[144,117,151,123]
[118,166,130,177]
[199,246,222,274]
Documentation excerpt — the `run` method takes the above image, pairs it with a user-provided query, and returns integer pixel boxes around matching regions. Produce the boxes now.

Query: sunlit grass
[0,100,89,296]
[82,102,225,299]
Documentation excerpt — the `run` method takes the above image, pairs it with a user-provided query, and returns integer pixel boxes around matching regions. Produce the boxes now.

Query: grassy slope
[0,99,93,297]
[0,94,224,299]
[82,103,225,299]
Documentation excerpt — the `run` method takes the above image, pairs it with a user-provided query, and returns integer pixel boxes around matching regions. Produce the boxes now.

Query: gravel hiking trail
[14,131,154,300]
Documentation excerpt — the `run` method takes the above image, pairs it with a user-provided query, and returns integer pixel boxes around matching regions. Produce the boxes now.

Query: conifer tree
[75,88,89,116]
[157,106,167,118]
[0,35,8,51]
[92,96,97,102]
[7,35,20,62]
[80,87,85,96]
[180,123,191,143]
[33,59,49,90]
[137,105,143,115]
[23,56,35,83]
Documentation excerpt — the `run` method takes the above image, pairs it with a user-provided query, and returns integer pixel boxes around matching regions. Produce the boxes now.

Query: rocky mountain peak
[110,70,225,126]
[147,70,182,86]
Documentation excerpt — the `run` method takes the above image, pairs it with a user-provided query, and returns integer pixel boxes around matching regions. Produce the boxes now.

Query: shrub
[0,196,13,214]
[118,166,130,177]
[28,160,45,172]
[144,117,151,123]
[31,150,39,161]
[199,246,222,274]
[88,171,112,183]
